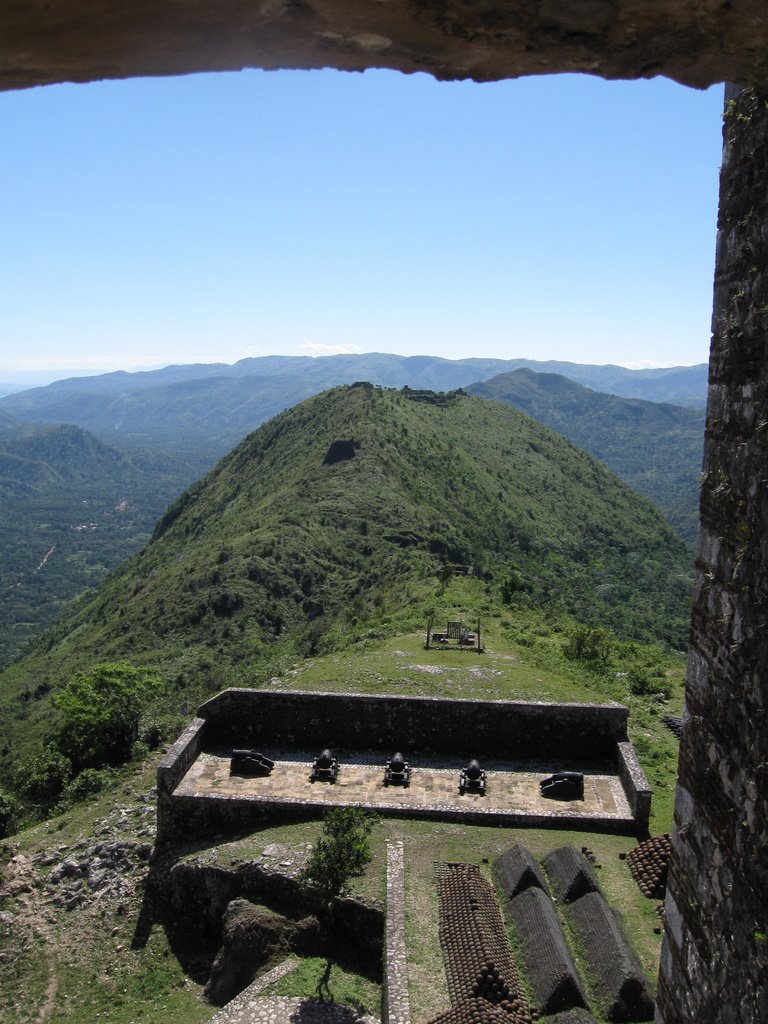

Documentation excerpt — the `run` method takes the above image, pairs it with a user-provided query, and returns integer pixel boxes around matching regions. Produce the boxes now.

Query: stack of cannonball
[626,834,671,899]
[434,863,532,1024]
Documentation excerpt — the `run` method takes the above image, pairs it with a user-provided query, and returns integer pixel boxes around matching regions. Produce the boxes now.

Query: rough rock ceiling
[1,0,766,93]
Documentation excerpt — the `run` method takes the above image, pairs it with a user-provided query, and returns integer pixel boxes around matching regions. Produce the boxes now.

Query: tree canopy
[53,661,163,771]
[300,807,376,905]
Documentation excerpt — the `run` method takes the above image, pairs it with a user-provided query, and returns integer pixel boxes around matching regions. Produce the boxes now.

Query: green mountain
[467,370,704,545]
[0,422,202,664]
[0,384,693,770]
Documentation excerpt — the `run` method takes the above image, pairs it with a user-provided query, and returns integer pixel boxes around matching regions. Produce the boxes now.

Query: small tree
[54,661,163,771]
[300,807,376,907]
[564,625,613,669]
[300,807,376,1001]
[13,745,72,810]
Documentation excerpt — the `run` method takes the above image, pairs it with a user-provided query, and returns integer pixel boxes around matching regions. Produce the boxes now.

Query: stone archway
[1,1,768,92]
[1,5,766,1022]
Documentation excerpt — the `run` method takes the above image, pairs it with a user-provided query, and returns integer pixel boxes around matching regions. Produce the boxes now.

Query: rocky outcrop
[0,794,157,915]
[148,845,384,958]
[205,898,320,1005]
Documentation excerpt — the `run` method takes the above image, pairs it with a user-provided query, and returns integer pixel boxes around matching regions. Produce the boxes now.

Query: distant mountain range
[0,355,706,664]
[467,370,704,545]
[0,354,707,461]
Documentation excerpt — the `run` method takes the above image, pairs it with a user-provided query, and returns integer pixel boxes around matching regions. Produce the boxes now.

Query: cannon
[230,749,275,776]
[311,748,339,783]
[384,751,411,786]
[459,758,487,794]
[540,771,584,800]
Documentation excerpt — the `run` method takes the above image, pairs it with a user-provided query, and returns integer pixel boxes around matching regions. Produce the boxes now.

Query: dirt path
[34,922,59,1024]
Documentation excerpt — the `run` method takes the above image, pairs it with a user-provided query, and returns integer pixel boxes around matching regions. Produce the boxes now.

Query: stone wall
[157,716,207,838]
[616,741,652,833]
[157,716,206,797]
[656,85,768,1024]
[198,689,628,761]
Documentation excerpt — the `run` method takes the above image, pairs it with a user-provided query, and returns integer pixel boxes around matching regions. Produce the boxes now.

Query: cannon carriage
[229,749,276,776]
[459,758,487,794]
[384,751,411,786]
[540,771,584,800]
[310,748,339,783]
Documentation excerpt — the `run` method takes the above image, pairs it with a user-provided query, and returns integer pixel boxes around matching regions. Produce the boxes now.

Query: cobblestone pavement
[175,750,632,823]
[209,993,380,1024]
[208,961,379,1024]
[385,841,410,1024]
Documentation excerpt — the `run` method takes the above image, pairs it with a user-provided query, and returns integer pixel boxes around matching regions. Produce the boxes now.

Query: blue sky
[1,69,724,384]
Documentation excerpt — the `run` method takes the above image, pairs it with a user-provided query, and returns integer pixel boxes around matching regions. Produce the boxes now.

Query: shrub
[137,709,183,750]
[564,626,613,668]
[628,666,672,699]
[0,787,21,838]
[54,662,163,771]
[300,807,376,905]
[55,767,119,812]
[13,745,72,809]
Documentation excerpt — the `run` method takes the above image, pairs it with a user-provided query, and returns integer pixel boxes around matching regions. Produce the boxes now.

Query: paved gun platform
[172,748,634,831]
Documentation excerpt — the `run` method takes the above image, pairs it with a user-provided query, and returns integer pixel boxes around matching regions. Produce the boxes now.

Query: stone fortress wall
[655,86,768,1024]
[196,688,628,758]
[157,688,650,842]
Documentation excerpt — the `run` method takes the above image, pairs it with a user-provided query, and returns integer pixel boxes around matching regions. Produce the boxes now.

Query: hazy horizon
[1,70,723,382]
[0,350,710,396]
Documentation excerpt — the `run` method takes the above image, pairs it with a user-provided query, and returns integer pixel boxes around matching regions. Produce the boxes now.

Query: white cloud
[616,360,681,370]
[299,342,364,357]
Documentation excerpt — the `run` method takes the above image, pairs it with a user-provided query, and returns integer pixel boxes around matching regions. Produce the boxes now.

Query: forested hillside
[467,370,705,545]
[0,384,693,776]
[0,358,705,660]
[0,422,201,663]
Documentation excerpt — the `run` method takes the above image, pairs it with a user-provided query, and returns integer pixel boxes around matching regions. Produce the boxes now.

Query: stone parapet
[197,689,628,761]
[615,741,651,834]
[157,716,207,796]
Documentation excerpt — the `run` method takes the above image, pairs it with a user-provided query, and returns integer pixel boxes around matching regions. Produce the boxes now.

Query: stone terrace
[157,690,648,840]
[172,748,632,830]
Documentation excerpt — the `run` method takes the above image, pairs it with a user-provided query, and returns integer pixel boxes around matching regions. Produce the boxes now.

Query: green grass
[263,957,381,1016]
[46,926,212,1024]
[279,628,624,704]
